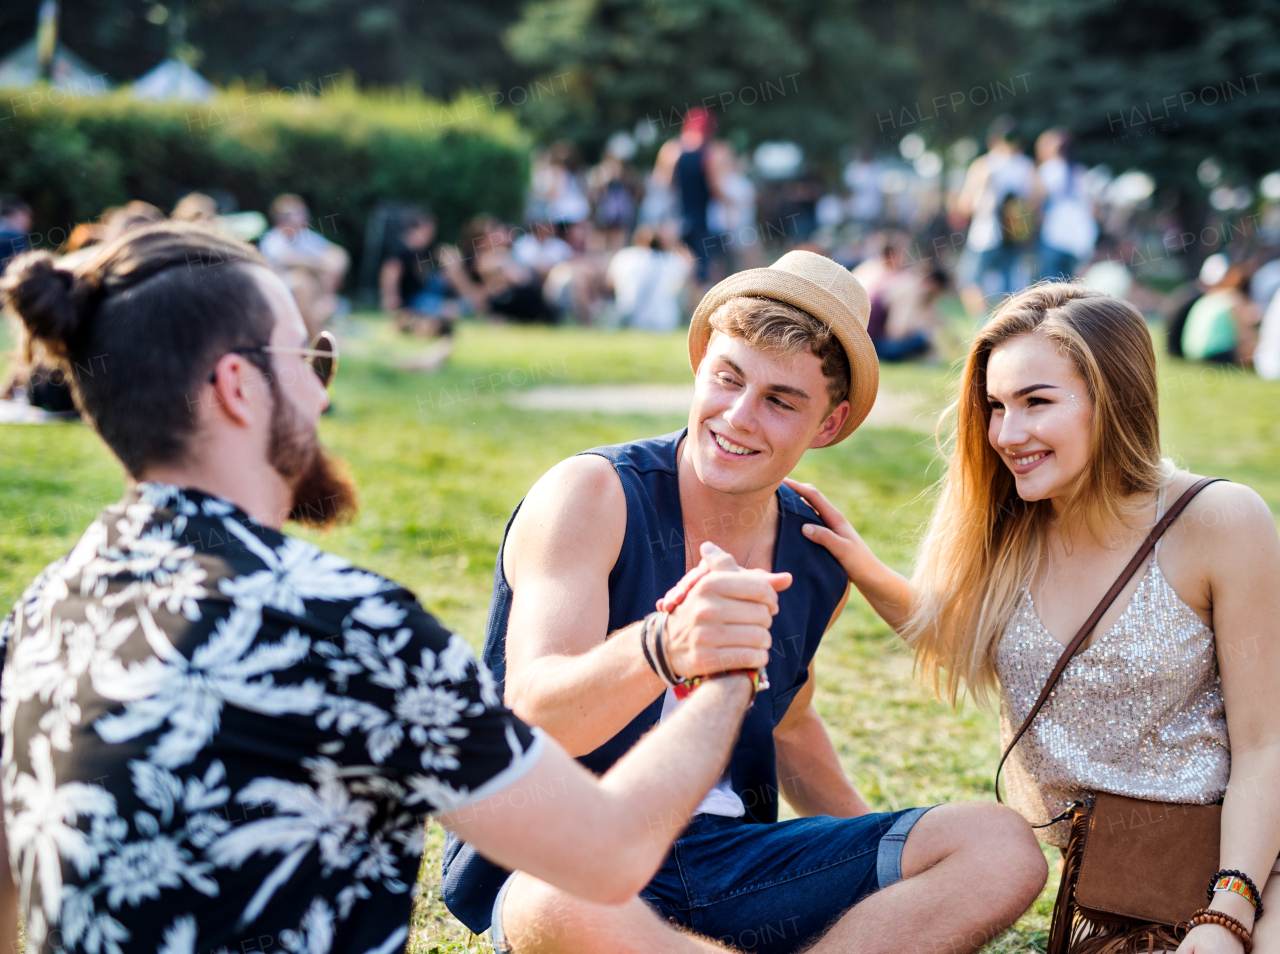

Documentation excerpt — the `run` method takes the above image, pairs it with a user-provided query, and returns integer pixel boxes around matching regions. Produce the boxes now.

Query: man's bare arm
[651,139,681,189]
[773,660,871,818]
[503,455,789,756]
[441,673,753,905]
[773,589,871,818]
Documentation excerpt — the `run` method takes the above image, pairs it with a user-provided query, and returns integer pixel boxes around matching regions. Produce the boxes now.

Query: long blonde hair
[904,283,1172,706]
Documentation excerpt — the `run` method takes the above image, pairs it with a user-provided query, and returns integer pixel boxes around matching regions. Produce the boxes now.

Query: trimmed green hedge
[0,82,530,262]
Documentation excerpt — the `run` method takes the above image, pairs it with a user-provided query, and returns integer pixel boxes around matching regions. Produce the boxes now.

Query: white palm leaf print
[8,735,116,926]
[217,522,387,616]
[156,915,198,954]
[93,604,326,768]
[280,897,336,954]
[207,763,375,928]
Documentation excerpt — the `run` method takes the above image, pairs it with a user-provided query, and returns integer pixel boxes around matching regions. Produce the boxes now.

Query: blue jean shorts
[491,806,932,953]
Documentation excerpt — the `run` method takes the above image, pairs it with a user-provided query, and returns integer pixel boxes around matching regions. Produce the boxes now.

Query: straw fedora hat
[687,250,879,446]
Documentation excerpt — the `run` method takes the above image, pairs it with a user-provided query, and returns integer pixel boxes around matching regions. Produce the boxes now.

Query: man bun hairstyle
[707,295,851,411]
[3,253,100,352]
[1,222,275,477]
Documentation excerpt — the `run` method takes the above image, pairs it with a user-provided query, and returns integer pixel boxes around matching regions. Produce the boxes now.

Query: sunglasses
[210,331,339,389]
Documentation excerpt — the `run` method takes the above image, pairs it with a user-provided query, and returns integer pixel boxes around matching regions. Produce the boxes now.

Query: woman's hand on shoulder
[784,479,914,633]
[783,478,878,584]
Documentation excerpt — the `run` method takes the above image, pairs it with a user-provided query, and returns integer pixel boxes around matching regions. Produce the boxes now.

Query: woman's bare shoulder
[1170,470,1276,547]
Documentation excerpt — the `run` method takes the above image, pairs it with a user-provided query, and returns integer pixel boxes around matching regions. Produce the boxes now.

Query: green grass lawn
[3,312,1279,954]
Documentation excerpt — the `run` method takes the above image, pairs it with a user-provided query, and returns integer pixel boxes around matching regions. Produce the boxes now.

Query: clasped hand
[654,541,791,681]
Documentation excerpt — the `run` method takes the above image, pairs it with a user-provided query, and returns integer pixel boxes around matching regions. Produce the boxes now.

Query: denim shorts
[491,806,932,954]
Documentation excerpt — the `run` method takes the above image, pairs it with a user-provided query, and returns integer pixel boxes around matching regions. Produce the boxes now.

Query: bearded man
[0,223,787,954]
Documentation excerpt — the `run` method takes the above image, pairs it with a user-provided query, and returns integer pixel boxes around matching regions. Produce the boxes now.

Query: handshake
[646,541,793,688]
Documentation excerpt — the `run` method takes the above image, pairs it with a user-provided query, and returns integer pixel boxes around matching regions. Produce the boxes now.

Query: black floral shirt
[0,484,540,954]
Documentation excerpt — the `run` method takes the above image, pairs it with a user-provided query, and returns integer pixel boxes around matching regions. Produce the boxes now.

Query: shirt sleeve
[0,608,12,755]
[327,591,542,815]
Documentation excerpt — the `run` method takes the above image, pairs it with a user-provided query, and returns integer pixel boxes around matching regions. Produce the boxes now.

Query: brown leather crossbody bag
[995,478,1225,954]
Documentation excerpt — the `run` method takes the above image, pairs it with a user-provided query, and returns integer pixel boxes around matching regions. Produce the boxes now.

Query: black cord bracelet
[639,615,661,679]
[651,612,682,686]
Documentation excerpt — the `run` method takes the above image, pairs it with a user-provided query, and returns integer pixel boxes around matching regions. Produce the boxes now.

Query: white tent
[131,58,216,103]
[0,38,108,92]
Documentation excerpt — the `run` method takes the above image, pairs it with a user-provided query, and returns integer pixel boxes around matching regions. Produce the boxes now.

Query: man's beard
[268,382,358,530]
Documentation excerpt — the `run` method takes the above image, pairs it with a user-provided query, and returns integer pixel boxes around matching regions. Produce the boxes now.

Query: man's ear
[811,399,850,448]
[701,328,721,365]
[204,354,266,430]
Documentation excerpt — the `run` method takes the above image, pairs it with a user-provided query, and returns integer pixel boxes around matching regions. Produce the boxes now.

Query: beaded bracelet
[1209,869,1264,919]
[672,668,767,700]
[1187,908,1253,953]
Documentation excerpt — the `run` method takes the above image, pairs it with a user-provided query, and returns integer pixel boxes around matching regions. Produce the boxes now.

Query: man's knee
[501,874,663,954]
[955,804,1047,911]
[501,874,574,952]
[985,805,1047,900]
[903,803,1047,901]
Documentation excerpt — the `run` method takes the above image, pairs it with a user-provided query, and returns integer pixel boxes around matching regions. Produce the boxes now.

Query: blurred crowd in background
[6,105,1280,418]
[367,107,1280,375]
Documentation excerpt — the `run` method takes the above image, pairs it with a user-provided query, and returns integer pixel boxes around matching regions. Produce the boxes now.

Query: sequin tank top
[996,489,1230,847]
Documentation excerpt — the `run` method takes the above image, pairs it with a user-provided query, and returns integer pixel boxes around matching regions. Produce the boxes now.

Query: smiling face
[985,332,1095,503]
[687,331,849,495]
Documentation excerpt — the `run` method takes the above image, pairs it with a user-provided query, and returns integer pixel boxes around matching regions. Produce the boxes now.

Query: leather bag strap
[994,477,1223,804]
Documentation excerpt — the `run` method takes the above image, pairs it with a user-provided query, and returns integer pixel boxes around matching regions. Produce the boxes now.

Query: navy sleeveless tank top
[675,146,710,229]
[441,429,849,932]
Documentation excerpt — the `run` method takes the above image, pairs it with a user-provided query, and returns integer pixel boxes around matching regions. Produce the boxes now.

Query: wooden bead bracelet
[1185,908,1254,953]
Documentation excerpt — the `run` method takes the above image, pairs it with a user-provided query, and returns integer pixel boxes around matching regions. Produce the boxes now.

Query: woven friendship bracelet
[1186,908,1253,953]
[672,668,766,701]
[1209,869,1265,919]
[1214,876,1262,915]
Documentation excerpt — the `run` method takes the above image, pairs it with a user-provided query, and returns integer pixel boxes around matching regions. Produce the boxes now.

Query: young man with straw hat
[442,250,1048,953]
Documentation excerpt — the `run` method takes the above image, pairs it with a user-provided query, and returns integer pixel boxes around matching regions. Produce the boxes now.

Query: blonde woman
[789,284,1280,954]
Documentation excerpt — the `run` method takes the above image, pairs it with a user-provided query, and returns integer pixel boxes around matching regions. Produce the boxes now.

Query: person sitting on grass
[379,205,465,333]
[869,262,950,363]
[260,194,350,339]
[439,216,554,324]
[795,283,1280,954]
[0,222,787,954]
[379,206,461,372]
[1181,259,1260,366]
[441,250,1048,954]
[604,221,693,332]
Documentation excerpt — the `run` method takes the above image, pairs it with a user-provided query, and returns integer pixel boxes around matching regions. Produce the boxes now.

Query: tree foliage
[0,87,528,251]
[1007,0,1280,188]
[3,0,1278,185]
[506,0,1280,184]
[1,0,527,100]
[505,0,1023,162]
